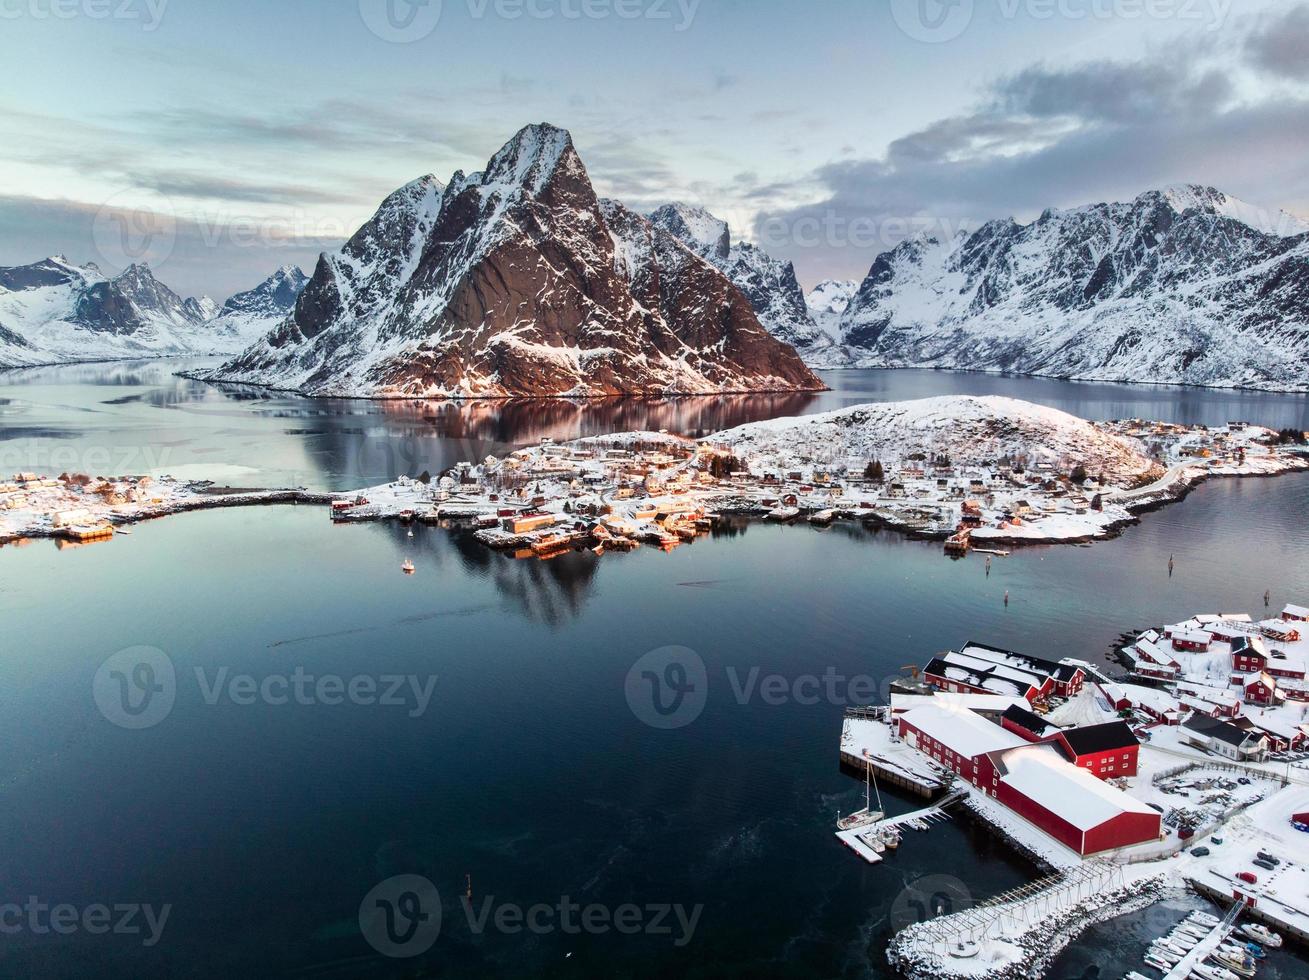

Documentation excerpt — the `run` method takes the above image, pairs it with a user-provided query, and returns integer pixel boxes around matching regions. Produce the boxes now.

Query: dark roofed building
[1046,721,1140,778]
[1182,714,1269,762]
[1001,703,1055,742]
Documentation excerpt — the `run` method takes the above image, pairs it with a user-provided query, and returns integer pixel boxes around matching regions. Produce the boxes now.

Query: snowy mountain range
[206,265,309,347]
[197,124,823,398]
[834,185,1309,391]
[0,257,217,367]
[0,257,307,368]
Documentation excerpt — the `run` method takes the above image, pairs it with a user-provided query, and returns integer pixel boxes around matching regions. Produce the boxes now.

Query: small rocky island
[3,396,1304,555]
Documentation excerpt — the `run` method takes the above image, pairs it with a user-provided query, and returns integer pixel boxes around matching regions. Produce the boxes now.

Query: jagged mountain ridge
[0,256,226,367]
[837,184,1309,391]
[206,265,308,347]
[648,202,846,365]
[199,124,823,398]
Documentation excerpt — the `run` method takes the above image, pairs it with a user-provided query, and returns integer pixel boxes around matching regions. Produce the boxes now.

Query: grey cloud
[1246,3,1309,80]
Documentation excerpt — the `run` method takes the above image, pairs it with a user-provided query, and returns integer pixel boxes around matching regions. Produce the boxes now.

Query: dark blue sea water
[1,362,1307,978]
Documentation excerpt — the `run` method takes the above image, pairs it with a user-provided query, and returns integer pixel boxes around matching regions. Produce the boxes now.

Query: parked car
[1256,851,1279,864]
[1237,871,1259,885]
[1191,846,1211,857]
[1211,836,1225,845]
[1254,858,1276,871]
[1238,777,1252,785]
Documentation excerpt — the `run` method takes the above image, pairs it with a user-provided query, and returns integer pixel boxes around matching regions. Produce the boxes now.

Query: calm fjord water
[1,361,1308,978]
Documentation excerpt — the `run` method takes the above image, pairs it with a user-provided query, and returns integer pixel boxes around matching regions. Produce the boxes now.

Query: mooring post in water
[1004,590,1009,607]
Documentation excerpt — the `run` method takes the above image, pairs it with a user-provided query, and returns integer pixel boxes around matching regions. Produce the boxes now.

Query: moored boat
[1191,962,1238,980]
[1240,924,1281,948]
[401,558,415,574]
[1212,948,1255,977]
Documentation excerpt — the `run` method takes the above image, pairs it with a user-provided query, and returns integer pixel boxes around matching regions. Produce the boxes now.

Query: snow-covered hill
[0,256,226,367]
[837,185,1309,391]
[198,124,823,398]
[715,395,1161,485]
[206,265,308,349]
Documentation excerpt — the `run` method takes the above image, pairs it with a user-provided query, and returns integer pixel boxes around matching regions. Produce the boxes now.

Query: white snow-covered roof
[901,704,1026,758]
[1043,687,1115,728]
[890,692,1025,715]
[996,744,1158,831]
[1284,604,1309,619]
[1099,682,1181,715]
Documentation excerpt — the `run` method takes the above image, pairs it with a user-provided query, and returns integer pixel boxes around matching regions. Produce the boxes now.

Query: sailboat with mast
[836,754,884,831]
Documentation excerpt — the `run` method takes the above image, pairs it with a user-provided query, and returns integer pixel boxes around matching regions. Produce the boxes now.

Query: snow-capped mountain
[838,184,1309,391]
[199,124,823,398]
[0,256,228,367]
[206,265,308,348]
[805,279,858,346]
[648,202,843,364]
[716,395,1161,486]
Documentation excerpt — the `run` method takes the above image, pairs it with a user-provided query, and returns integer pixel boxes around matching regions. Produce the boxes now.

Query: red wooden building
[975,744,1161,856]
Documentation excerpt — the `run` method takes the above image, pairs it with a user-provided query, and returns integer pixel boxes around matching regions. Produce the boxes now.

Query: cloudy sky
[1,0,1307,299]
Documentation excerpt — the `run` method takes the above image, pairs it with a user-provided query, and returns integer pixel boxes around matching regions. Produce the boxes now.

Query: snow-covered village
[2,397,1305,561]
[831,604,1309,980]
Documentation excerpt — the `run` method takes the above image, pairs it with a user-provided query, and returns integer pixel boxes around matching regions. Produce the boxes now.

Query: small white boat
[1240,924,1281,948]
[1191,962,1238,980]
[1212,949,1255,977]
[114,526,133,535]
[837,758,884,831]
[1176,925,1208,940]
[1144,953,1173,972]
[1126,972,1155,980]
[401,558,415,574]
[1190,912,1221,927]
[407,528,414,538]
[1148,943,1182,964]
